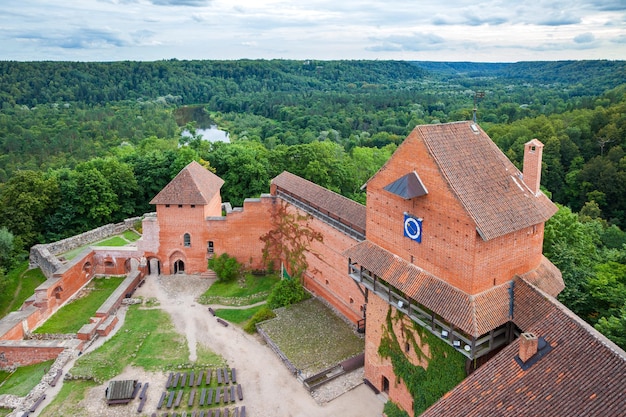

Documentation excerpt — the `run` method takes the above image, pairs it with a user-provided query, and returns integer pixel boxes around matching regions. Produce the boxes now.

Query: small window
[178,204,183,208]
[405,342,410,353]
[184,233,191,247]
[191,204,196,208]
[165,204,170,208]
[349,297,354,304]
[325,280,329,285]
[207,241,214,254]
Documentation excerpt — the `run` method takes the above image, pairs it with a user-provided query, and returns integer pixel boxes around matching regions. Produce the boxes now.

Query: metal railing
[349,261,510,359]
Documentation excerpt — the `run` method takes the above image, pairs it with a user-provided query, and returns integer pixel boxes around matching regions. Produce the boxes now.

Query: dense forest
[0,59,625,349]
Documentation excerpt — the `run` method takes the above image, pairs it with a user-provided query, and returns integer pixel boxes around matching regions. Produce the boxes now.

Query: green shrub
[383,401,410,417]
[208,253,242,283]
[267,279,310,309]
[243,306,276,333]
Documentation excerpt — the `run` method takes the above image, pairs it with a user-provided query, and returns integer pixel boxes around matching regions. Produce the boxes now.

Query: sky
[1,0,625,62]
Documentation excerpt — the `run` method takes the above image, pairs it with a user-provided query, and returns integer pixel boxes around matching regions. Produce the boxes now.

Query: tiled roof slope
[272,171,366,233]
[420,278,626,417]
[416,122,558,241]
[150,161,224,205]
[344,240,511,337]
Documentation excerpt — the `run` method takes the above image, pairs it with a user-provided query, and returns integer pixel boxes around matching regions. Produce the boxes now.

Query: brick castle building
[15,121,626,416]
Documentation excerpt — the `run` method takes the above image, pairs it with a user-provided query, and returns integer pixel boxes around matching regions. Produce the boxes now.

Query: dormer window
[184,233,191,247]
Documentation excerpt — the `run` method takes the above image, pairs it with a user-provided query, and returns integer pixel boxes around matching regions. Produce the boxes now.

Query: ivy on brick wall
[378,306,466,415]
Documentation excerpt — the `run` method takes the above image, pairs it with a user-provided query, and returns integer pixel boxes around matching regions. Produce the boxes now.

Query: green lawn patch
[0,262,47,318]
[0,408,12,417]
[93,236,127,246]
[0,360,54,397]
[199,273,279,306]
[122,229,141,242]
[258,298,364,375]
[214,305,266,324]
[70,305,223,382]
[34,277,125,334]
[39,379,96,417]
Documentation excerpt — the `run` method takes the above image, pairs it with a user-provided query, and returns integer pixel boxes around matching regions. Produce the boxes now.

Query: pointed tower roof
[150,161,224,205]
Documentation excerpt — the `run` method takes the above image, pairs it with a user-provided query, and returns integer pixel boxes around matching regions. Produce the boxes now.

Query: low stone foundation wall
[29,215,145,279]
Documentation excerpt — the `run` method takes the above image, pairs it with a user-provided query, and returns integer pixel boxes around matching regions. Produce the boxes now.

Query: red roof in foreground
[150,161,224,205]
[420,277,626,417]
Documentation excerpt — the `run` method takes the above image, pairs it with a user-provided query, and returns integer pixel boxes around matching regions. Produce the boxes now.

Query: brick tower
[344,121,563,413]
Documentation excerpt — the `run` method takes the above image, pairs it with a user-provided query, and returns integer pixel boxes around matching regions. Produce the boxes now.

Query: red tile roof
[271,171,366,234]
[414,122,557,241]
[344,240,511,337]
[150,161,224,205]
[420,278,626,417]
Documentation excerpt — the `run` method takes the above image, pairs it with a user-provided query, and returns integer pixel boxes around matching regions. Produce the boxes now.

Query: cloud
[16,28,130,50]
[585,0,626,12]
[367,32,446,52]
[537,12,582,26]
[149,0,211,6]
[574,32,595,44]
[612,34,626,44]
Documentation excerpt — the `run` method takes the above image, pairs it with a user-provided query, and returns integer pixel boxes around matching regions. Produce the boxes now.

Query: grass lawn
[70,305,224,382]
[199,273,279,306]
[39,379,96,417]
[259,298,364,376]
[0,262,47,318]
[34,277,125,334]
[0,408,12,417]
[93,236,128,246]
[215,305,266,324]
[0,360,54,397]
[61,232,137,260]
[122,229,141,242]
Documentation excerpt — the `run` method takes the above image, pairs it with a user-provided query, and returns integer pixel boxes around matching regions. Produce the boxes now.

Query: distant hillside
[412,60,626,94]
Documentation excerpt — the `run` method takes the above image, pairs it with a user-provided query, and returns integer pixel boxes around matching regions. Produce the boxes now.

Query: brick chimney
[519,332,539,363]
[523,139,544,196]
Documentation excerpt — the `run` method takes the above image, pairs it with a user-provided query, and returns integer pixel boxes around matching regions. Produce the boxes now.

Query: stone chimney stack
[519,332,539,363]
[523,139,544,196]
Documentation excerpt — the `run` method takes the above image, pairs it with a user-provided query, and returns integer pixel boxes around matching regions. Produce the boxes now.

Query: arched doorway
[174,259,185,274]
[148,258,161,275]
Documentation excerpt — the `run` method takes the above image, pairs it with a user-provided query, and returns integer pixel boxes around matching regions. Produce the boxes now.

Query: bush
[208,253,241,283]
[243,306,276,334]
[267,279,310,309]
[383,401,410,417]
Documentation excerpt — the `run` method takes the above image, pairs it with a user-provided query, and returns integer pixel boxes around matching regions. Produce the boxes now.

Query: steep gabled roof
[375,122,558,241]
[272,171,366,235]
[421,278,626,417]
[150,161,224,205]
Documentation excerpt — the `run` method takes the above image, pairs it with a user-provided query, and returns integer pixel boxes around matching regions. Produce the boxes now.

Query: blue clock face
[404,214,422,243]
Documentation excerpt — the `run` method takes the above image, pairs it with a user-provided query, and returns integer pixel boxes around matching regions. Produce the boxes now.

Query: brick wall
[364,295,422,417]
[298,207,365,324]
[154,196,275,274]
[365,129,545,295]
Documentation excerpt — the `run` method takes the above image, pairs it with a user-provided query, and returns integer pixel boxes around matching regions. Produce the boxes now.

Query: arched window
[184,233,191,247]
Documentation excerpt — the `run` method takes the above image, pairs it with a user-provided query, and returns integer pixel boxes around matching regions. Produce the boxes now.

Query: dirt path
[136,274,385,416]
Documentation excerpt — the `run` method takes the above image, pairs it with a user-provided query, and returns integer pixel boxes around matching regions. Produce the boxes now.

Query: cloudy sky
[2,0,625,62]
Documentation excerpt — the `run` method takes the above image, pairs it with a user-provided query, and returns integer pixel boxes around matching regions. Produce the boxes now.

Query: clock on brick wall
[404,213,423,243]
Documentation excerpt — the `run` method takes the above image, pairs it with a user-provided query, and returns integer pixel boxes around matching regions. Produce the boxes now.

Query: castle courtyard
[32,273,385,417]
